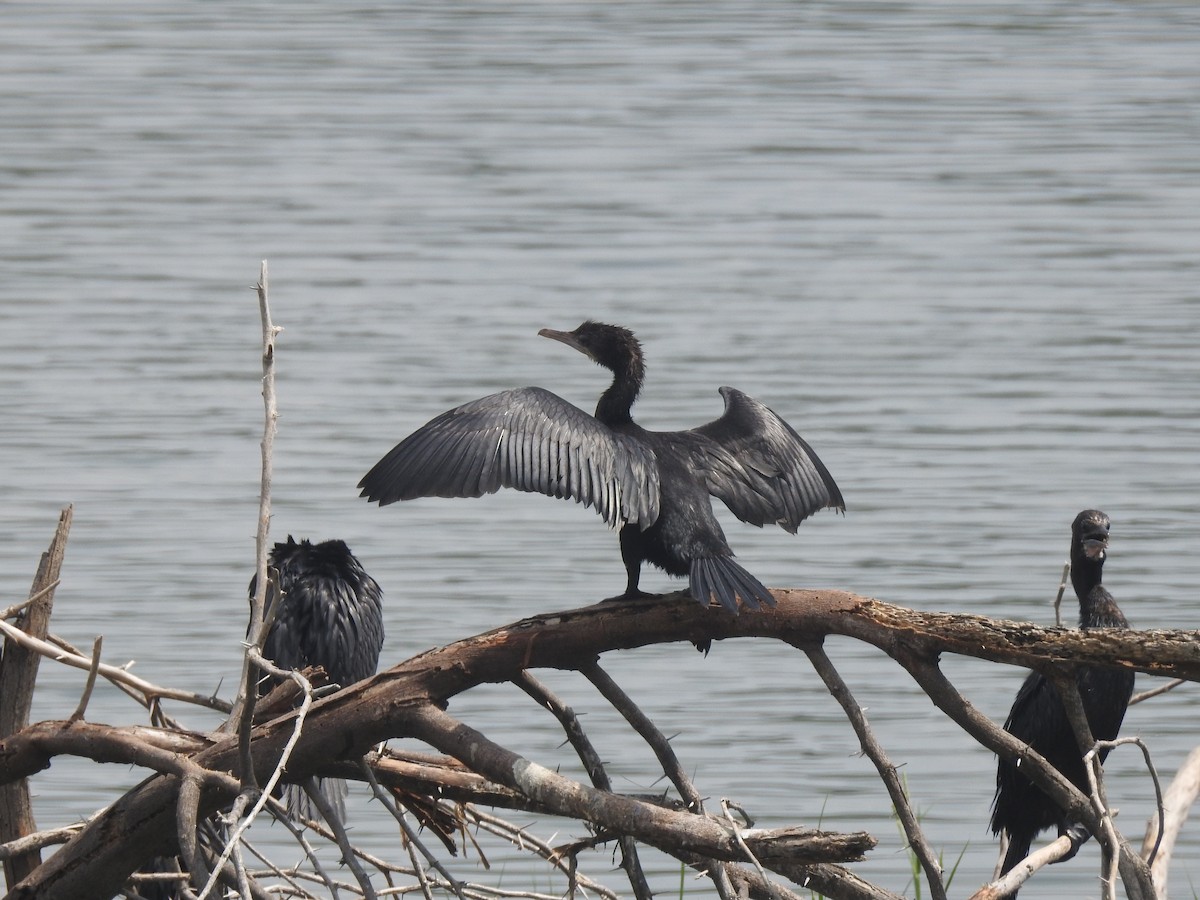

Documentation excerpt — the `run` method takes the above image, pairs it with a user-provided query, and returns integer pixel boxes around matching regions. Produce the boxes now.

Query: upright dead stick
[0,505,71,888]
[229,260,281,759]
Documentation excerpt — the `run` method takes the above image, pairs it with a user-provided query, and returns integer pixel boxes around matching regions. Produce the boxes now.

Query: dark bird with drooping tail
[990,509,1134,887]
[254,536,384,819]
[359,321,843,613]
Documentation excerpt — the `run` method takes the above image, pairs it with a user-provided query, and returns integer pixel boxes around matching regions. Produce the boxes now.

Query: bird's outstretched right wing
[359,387,660,528]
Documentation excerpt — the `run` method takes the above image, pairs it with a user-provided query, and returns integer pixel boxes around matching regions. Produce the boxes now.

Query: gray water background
[3,3,1199,897]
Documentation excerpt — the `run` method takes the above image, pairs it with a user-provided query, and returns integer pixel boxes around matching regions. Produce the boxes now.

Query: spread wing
[359,387,660,528]
[690,386,844,532]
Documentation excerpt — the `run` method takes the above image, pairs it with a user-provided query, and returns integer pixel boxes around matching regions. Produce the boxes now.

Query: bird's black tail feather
[284,777,348,824]
[998,831,1033,896]
[689,556,776,614]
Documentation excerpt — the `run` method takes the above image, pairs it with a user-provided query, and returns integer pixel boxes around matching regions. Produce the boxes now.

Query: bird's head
[1072,509,1111,561]
[540,321,643,369]
[538,321,643,376]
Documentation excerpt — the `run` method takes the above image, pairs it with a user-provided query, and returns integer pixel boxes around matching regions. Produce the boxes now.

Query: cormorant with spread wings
[359,321,843,613]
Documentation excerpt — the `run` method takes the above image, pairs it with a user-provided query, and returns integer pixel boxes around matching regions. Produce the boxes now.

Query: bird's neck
[1071,552,1118,626]
[1070,553,1103,601]
[594,361,643,426]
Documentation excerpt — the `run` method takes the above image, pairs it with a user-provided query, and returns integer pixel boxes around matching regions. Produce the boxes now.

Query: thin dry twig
[721,799,783,900]
[0,580,60,623]
[0,618,230,713]
[1053,561,1071,628]
[1131,677,1186,705]
[260,795,344,899]
[1082,747,1122,900]
[464,808,621,900]
[68,636,103,723]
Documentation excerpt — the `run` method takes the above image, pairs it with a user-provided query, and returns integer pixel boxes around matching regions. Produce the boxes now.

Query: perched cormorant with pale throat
[254,536,384,819]
[359,321,843,612]
[990,509,1133,887]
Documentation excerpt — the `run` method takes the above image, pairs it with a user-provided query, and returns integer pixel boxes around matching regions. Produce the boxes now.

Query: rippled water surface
[3,3,1199,897]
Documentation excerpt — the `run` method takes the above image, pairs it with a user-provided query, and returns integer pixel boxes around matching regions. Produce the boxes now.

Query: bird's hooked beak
[538,327,592,361]
[1080,527,1109,560]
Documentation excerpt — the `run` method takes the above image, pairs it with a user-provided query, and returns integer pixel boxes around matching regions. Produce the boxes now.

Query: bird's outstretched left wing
[691,386,844,532]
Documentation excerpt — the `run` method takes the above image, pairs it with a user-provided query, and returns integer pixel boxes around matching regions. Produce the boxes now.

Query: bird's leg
[1054,823,1093,862]
[604,527,658,602]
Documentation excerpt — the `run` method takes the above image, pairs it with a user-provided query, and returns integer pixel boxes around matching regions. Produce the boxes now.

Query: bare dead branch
[579,660,737,900]
[0,582,59,624]
[405,703,874,869]
[176,772,212,893]
[1131,678,1187,705]
[0,619,231,714]
[357,760,466,900]
[805,645,946,900]
[892,647,1156,900]
[302,777,378,900]
[970,832,1083,900]
[515,671,652,900]
[0,824,86,863]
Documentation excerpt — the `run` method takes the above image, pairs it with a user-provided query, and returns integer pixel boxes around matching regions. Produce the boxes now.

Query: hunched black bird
[990,509,1134,885]
[254,536,385,819]
[358,321,843,613]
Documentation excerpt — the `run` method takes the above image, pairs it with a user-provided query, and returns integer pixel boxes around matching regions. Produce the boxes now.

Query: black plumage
[254,536,384,820]
[990,509,1134,883]
[257,537,385,691]
[359,321,843,613]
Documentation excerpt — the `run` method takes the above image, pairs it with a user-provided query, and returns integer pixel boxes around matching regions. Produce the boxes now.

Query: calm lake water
[3,3,1199,897]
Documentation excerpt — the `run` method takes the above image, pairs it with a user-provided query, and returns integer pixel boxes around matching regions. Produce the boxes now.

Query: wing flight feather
[691,386,844,532]
[359,387,660,528]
